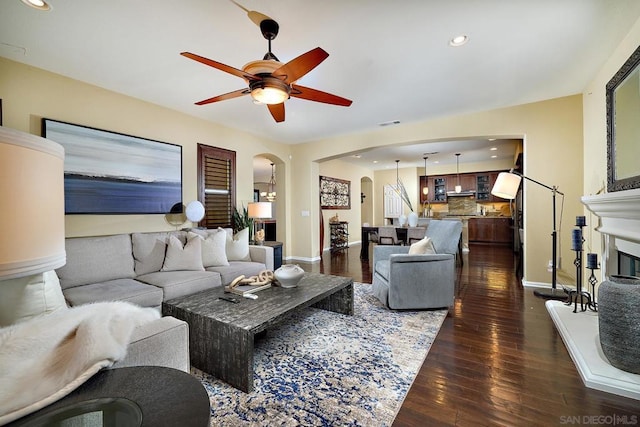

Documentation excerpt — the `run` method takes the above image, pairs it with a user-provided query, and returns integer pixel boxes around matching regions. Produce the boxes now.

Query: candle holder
[586,266,599,312]
[565,221,596,313]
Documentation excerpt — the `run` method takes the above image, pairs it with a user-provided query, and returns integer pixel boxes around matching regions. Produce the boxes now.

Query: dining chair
[406,227,427,245]
[377,226,401,245]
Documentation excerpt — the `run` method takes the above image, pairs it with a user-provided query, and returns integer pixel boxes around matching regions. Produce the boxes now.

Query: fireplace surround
[545,188,640,400]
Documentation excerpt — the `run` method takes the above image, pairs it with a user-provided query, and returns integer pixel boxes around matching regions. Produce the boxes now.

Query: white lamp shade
[185,200,205,222]
[455,185,462,193]
[422,187,428,195]
[0,126,66,279]
[248,202,272,219]
[491,172,522,200]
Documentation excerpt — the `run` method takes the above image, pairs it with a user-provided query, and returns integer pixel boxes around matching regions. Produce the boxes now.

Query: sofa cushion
[408,237,436,255]
[136,270,220,301]
[132,231,187,275]
[161,235,204,272]
[0,271,67,327]
[188,230,229,267]
[62,279,164,308]
[206,261,267,286]
[225,228,251,261]
[57,234,136,289]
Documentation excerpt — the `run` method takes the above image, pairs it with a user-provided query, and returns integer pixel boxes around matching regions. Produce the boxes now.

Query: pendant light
[455,153,462,193]
[395,159,400,186]
[260,162,277,202]
[422,156,429,196]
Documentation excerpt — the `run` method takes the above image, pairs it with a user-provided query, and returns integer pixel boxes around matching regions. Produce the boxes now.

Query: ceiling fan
[180,2,352,123]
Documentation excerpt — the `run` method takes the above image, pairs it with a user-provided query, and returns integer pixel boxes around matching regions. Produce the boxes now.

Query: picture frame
[320,176,351,209]
[42,118,182,214]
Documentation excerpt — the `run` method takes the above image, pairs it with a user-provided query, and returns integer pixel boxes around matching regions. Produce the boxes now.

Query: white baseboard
[522,280,551,288]
[285,255,321,263]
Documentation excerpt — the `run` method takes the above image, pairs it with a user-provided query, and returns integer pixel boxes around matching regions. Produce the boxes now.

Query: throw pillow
[188,230,229,267]
[0,271,68,327]
[161,234,205,272]
[408,236,437,255]
[225,227,251,261]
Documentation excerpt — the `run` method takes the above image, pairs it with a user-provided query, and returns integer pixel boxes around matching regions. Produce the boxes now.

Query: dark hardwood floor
[297,243,639,426]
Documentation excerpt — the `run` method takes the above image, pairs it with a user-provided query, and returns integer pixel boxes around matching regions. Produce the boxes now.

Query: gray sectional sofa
[54,229,274,371]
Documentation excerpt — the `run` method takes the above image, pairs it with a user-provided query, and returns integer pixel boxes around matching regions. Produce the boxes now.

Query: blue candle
[572,229,583,251]
[587,253,598,269]
[576,216,586,227]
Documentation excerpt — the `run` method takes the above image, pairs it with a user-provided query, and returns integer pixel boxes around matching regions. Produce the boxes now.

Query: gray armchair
[372,220,462,310]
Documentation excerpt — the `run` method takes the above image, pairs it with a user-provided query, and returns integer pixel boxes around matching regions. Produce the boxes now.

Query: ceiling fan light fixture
[20,0,51,10]
[249,77,290,105]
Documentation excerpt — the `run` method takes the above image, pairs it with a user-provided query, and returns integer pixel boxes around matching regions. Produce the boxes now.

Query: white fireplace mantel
[547,188,640,401]
[582,188,640,244]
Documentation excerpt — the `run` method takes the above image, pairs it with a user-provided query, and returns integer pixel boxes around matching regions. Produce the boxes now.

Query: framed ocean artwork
[42,118,182,214]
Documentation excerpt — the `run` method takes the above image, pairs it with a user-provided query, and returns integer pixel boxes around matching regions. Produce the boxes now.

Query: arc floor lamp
[491,169,566,300]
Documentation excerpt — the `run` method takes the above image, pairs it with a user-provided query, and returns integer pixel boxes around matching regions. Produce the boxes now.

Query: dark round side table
[7,366,210,427]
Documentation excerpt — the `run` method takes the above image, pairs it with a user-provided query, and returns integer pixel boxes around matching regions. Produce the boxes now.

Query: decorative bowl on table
[274,264,304,288]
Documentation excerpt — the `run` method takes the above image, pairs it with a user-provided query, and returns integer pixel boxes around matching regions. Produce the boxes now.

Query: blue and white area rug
[191,282,447,426]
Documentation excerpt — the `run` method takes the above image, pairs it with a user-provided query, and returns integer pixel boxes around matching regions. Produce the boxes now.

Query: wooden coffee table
[162,272,354,392]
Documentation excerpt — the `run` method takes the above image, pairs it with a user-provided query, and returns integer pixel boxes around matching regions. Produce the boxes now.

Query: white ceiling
[3,0,640,177]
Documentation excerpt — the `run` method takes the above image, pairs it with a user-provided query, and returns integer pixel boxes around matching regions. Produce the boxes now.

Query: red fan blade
[272,47,329,84]
[195,88,249,105]
[290,85,352,107]
[267,103,285,122]
[181,52,260,81]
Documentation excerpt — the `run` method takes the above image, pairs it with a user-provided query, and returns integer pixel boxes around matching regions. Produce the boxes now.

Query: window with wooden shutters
[197,144,236,229]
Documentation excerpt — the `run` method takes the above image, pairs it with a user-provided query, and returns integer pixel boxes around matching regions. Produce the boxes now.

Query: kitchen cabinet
[468,217,513,244]
[420,170,509,204]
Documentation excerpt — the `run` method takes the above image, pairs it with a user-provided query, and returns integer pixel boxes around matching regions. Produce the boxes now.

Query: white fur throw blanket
[0,301,159,425]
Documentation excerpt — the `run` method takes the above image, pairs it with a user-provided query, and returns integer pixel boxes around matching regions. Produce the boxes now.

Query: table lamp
[0,126,67,325]
[185,200,205,228]
[248,202,272,245]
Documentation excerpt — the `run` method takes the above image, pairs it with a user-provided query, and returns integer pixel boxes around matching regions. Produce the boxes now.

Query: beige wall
[291,95,584,284]
[0,57,290,239]
[582,16,640,272]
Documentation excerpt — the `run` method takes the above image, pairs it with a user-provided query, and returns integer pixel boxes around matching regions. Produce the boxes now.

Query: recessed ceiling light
[449,35,468,47]
[491,155,497,158]
[373,160,378,164]
[20,0,51,10]
[490,147,497,151]
[353,154,362,159]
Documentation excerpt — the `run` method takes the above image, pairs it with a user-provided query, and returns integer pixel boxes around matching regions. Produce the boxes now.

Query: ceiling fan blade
[290,85,352,107]
[181,52,260,81]
[267,103,285,122]
[229,0,272,27]
[272,47,329,84]
[195,88,249,105]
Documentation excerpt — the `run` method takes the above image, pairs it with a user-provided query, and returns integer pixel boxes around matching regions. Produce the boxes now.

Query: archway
[253,154,284,243]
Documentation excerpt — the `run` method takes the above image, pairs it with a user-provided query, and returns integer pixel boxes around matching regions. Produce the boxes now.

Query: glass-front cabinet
[476,175,491,200]
[434,177,447,202]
